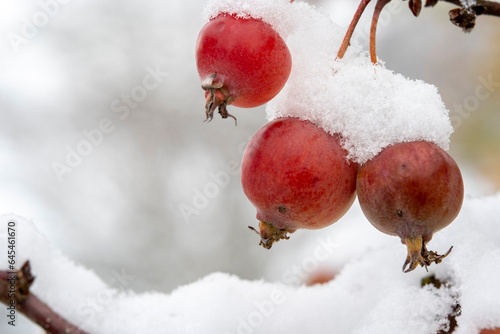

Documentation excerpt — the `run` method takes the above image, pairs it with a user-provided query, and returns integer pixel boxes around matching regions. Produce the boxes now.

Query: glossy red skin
[195,14,292,108]
[241,118,358,231]
[357,141,464,242]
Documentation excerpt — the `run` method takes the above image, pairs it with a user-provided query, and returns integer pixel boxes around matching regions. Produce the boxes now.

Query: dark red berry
[356,141,464,272]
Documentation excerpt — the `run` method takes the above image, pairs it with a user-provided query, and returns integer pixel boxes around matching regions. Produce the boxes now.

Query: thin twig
[0,261,89,334]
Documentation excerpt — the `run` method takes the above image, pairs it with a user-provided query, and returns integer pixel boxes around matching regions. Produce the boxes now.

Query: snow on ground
[1,192,500,334]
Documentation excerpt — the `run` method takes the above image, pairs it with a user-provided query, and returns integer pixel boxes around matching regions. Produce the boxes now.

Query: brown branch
[337,0,372,60]
[1,261,89,334]
[439,0,500,17]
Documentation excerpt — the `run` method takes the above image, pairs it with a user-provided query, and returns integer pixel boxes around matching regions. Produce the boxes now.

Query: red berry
[356,141,464,272]
[304,269,337,286]
[241,118,358,248]
[195,14,292,123]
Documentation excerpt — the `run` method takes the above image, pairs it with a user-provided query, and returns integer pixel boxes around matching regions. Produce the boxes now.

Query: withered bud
[425,0,438,7]
[449,7,477,33]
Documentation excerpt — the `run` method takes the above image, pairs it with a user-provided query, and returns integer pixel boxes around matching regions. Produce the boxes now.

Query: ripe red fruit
[241,118,358,248]
[304,269,337,286]
[356,141,464,272]
[480,328,500,334]
[195,14,292,123]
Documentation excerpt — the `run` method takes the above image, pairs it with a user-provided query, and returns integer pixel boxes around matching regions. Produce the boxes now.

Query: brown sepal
[248,221,291,249]
[449,7,477,32]
[201,73,237,125]
[472,4,486,15]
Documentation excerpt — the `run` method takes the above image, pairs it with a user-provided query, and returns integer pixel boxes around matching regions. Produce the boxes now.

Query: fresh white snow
[2,192,500,333]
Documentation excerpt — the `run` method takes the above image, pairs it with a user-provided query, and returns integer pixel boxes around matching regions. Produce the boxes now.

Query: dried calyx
[201,73,237,125]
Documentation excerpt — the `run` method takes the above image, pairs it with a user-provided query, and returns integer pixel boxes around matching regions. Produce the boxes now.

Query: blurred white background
[0,0,498,307]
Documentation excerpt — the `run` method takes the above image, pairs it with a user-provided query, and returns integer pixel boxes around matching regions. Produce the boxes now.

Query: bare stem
[370,0,392,64]
[337,0,372,60]
[440,0,500,17]
[0,261,89,334]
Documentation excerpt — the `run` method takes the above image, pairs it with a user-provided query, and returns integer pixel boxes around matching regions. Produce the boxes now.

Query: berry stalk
[201,74,237,125]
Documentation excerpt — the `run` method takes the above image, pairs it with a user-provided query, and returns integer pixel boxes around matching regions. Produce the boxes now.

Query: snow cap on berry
[263,2,453,164]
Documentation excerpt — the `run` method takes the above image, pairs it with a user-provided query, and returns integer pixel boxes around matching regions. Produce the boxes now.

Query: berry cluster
[195,1,464,273]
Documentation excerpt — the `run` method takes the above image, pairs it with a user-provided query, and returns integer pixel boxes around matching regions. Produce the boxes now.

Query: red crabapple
[305,269,337,286]
[356,141,464,273]
[195,14,292,124]
[241,118,358,249]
